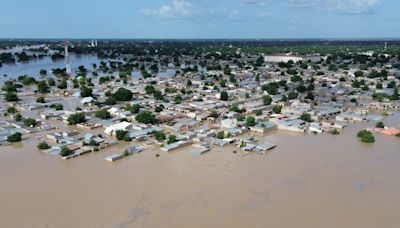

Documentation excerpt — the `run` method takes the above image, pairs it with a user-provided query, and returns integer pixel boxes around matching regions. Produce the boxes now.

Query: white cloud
[284,0,380,14]
[141,0,192,20]
[142,0,245,21]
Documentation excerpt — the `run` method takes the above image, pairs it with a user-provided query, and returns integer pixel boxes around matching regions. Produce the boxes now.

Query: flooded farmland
[0,113,399,228]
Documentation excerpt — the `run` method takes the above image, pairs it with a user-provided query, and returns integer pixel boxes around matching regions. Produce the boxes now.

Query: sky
[0,0,399,39]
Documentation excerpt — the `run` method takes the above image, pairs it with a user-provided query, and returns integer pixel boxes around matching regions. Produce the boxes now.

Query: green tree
[6,106,17,113]
[391,88,399,100]
[4,92,19,102]
[357,130,375,143]
[7,133,22,143]
[300,113,312,122]
[124,104,142,114]
[167,135,177,144]
[67,113,86,125]
[113,88,133,101]
[95,109,111,119]
[60,147,73,157]
[116,130,127,140]
[80,86,93,97]
[23,118,37,127]
[105,97,117,105]
[376,122,385,128]
[262,95,272,105]
[14,113,22,121]
[246,116,256,127]
[272,105,282,114]
[37,80,49,93]
[135,111,156,124]
[153,131,166,141]
[50,103,63,110]
[37,142,50,150]
[36,96,46,103]
[220,91,229,101]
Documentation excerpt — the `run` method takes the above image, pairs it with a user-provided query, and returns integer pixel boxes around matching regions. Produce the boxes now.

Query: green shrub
[116,130,127,140]
[23,118,37,127]
[37,142,50,150]
[357,130,375,143]
[60,147,73,157]
[67,113,86,125]
[7,133,22,143]
[376,121,385,128]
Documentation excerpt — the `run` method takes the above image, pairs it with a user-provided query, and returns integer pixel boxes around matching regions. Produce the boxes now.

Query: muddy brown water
[1,113,400,228]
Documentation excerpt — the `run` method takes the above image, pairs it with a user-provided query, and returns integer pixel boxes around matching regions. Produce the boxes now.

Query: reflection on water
[0,113,399,227]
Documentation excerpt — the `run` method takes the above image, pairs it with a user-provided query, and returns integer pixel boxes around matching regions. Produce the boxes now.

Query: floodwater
[0,113,400,228]
[0,55,101,81]
[0,53,178,83]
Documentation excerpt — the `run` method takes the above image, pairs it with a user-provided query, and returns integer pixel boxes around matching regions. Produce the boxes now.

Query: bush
[113,88,133,101]
[60,147,73,157]
[330,129,340,135]
[50,103,64,110]
[262,95,272,105]
[7,133,22,143]
[105,97,117,105]
[153,131,166,141]
[14,113,22,121]
[357,130,375,143]
[95,109,111,119]
[300,113,312,122]
[155,105,164,113]
[220,91,229,101]
[272,105,282,114]
[37,80,49,93]
[167,135,177,144]
[23,118,37,127]
[376,121,385,128]
[135,111,156,124]
[37,142,50,150]
[123,134,132,142]
[36,96,46,103]
[80,86,93,97]
[246,116,256,127]
[116,130,127,140]
[67,113,86,125]
[124,104,141,114]
[6,106,17,113]
[396,133,400,138]
[4,91,19,102]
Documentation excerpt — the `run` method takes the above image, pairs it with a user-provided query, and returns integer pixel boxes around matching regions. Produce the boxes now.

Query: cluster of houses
[2,47,400,160]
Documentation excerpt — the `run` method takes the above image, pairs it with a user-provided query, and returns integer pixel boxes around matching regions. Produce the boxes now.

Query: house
[378,127,400,136]
[104,153,124,162]
[160,140,192,152]
[250,122,277,133]
[81,97,95,104]
[256,143,277,151]
[241,144,256,151]
[104,122,132,136]
[309,122,323,134]
[221,118,238,129]
[125,145,144,154]
[277,119,306,133]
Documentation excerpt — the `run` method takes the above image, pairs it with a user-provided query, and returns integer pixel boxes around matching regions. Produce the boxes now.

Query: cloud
[142,0,245,21]
[141,0,192,20]
[284,0,380,14]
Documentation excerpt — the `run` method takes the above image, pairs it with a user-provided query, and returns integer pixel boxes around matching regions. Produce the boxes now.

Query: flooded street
[0,113,399,228]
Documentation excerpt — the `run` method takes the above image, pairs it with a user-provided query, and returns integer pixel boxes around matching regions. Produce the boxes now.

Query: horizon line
[1,37,400,41]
